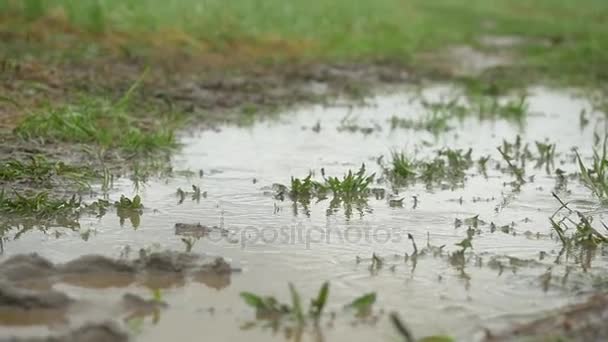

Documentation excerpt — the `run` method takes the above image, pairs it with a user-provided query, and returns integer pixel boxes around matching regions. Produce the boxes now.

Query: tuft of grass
[0,190,81,218]
[390,151,417,181]
[576,136,608,200]
[115,195,143,228]
[277,165,374,217]
[550,193,608,249]
[241,282,329,323]
[15,96,178,154]
[385,148,473,188]
[325,164,374,201]
[0,155,96,189]
[241,282,375,327]
[345,292,376,317]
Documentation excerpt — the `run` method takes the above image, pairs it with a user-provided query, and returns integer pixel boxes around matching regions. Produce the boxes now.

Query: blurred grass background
[0,0,607,82]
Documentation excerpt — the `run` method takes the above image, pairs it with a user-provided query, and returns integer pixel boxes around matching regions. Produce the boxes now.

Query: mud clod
[61,255,136,275]
[486,293,608,341]
[174,223,228,238]
[0,283,71,310]
[0,254,56,284]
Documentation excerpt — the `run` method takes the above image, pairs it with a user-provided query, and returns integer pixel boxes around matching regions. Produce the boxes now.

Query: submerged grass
[0,191,145,235]
[0,155,96,188]
[550,193,608,249]
[241,282,376,325]
[384,148,474,188]
[576,136,608,200]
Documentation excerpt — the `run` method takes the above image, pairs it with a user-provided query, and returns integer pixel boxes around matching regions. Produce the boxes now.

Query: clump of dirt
[485,292,608,341]
[122,293,167,319]
[174,222,228,238]
[0,282,71,310]
[0,251,237,340]
[0,251,239,288]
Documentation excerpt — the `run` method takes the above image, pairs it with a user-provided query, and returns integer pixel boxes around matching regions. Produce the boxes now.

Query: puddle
[1,85,607,341]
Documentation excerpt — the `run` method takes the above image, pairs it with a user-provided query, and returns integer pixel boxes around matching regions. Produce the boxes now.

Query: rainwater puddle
[2,85,608,341]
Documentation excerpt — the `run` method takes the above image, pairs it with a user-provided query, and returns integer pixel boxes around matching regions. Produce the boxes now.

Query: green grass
[576,136,608,200]
[241,282,376,325]
[0,155,96,188]
[0,190,81,218]
[550,193,608,248]
[1,0,607,84]
[385,148,474,188]
[14,96,178,154]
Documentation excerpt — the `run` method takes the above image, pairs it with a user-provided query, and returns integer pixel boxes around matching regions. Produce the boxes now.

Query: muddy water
[2,86,608,341]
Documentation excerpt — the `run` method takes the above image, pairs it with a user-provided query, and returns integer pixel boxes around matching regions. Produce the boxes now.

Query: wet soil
[0,251,237,342]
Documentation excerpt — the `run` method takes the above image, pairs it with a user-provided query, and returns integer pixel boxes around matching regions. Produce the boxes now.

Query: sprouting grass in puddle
[390,151,416,181]
[0,155,96,189]
[115,195,144,228]
[0,191,145,236]
[324,165,374,200]
[241,282,377,329]
[277,165,374,218]
[550,193,608,249]
[390,312,454,342]
[0,190,81,219]
[176,185,205,204]
[390,93,529,135]
[14,75,181,155]
[383,148,474,189]
[576,135,608,200]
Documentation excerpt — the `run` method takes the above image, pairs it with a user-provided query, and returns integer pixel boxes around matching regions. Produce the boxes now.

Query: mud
[174,223,228,238]
[0,251,237,341]
[486,292,608,341]
[0,283,71,311]
[0,251,238,287]
[0,323,128,342]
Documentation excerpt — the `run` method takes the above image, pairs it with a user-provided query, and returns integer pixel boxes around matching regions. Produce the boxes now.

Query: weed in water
[384,148,473,189]
[241,282,328,323]
[278,165,374,218]
[0,155,95,189]
[550,193,608,249]
[115,195,143,228]
[325,164,374,201]
[345,292,376,317]
[390,312,455,342]
[389,151,416,183]
[576,136,608,200]
[241,281,374,329]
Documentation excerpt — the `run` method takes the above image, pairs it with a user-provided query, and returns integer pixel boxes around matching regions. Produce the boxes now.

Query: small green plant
[0,190,81,218]
[345,292,376,317]
[114,195,143,228]
[576,136,608,200]
[391,312,454,342]
[0,155,95,188]
[278,165,374,217]
[241,282,330,323]
[241,282,376,328]
[550,193,608,248]
[385,148,473,189]
[325,164,374,200]
[390,151,416,181]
